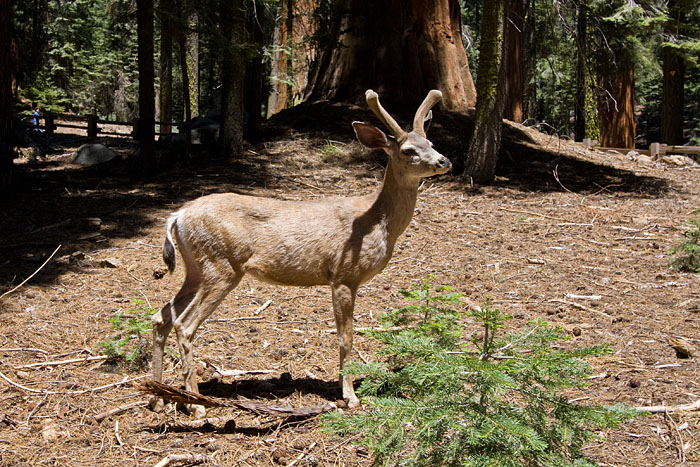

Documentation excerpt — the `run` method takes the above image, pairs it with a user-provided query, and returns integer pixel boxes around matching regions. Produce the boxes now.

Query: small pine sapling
[99,298,156,370]
[322,278,637,466]
[669,218,700,274]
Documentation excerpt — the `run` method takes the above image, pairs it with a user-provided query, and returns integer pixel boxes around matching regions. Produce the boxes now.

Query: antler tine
[413,90,442,137]
[365,90,407,142]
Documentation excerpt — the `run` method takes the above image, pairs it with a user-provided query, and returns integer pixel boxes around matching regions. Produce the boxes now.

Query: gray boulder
[71,143,116,166]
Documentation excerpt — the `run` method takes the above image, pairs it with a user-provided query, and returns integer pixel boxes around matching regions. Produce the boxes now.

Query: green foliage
[323,278,638,466]
[99,299,155,370]
[21,72,69,113]
[669,218,700,273]
[320,139,345,161]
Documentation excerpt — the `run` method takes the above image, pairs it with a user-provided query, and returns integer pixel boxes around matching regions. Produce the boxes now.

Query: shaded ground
[1,103,699,466]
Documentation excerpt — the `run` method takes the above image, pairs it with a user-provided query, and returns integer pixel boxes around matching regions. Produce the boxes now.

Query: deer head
[352,89,451,180]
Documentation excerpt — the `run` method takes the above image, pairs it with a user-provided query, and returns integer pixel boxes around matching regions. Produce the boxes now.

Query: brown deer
[151,89,451,417]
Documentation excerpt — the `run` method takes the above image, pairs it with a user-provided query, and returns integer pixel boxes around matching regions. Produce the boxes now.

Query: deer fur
[151,89,451,417]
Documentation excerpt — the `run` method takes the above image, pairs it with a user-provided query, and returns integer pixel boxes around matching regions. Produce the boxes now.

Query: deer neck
[371,159,419,241]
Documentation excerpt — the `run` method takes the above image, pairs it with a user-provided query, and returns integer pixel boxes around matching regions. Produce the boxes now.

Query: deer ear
[352,121,390,149]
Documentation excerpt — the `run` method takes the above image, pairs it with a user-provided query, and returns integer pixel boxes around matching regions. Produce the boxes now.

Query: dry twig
[152,453,212,467]
[635,399,700,414]
[0,244,62,299]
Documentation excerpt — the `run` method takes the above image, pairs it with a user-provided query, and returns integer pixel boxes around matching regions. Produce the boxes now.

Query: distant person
[32,106,43,132]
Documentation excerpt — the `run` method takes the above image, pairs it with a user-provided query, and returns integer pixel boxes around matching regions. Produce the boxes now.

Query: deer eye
[401,147,416,156]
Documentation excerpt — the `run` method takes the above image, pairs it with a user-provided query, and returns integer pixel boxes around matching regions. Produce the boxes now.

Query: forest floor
[1,102,700,466]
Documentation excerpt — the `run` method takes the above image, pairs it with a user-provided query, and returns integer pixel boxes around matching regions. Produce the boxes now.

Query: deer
[150,89,451,418]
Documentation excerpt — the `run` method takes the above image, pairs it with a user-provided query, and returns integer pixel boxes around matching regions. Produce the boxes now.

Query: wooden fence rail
[27,112,177,139]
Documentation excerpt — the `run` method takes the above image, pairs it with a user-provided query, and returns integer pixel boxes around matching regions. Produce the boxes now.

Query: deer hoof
[346,395,361,409]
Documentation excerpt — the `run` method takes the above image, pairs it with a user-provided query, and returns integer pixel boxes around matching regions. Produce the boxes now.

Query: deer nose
[437,156,451,169]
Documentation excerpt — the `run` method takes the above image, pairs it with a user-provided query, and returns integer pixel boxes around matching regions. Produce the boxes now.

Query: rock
[99,258,121,268]
[71,143,116,166]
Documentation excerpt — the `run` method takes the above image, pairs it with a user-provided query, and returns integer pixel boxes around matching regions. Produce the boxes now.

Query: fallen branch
[0,370,146,395]
[204,360,275,378]
[635,400,700,414]
[14,355,109,370]
[139,380,334,417]
[92,401,150,424]
[152,453,212,467]
[0,244,62,300]
[0,347,48,354]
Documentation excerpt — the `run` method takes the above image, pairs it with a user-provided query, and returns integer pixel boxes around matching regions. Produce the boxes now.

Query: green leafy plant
[320,139,345,161]
[99,298,156,370]
[669,218,700,274]
[322,278,637,466]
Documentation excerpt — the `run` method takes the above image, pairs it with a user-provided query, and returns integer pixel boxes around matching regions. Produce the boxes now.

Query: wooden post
[45,113,55,135]
[649,142,667,160]
[87,114,98,138]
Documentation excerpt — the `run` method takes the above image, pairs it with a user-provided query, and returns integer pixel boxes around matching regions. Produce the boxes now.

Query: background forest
[1,0,700,188]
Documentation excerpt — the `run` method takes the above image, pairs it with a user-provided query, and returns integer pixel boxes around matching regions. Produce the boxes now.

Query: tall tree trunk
[661,0,685,145]
[267,0,320,116]
[503,0,526,123]
[574,0,587,142]
[159,0,174,135]
[245,0,265,138]
[522,0,536,122]
[0,0,12,194]
[306,0,475,113]
[463,0,506,185]
[186,6,199,118]
[574,0,599,142]
[598,53,635,149]
[137,0,156,176]
[220,1,246,157]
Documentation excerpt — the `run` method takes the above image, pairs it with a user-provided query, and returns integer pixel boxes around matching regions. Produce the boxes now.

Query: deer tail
[163,213,178,272]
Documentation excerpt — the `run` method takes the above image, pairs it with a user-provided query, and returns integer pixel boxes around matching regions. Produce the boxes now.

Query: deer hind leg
[173,264,242,418]
[331,282,360,408]
[150,263,201,411]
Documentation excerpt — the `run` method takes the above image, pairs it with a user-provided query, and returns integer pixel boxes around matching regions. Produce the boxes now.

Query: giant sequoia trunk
[306,0,475,112]
[0,0,12,193]
[463,0,506,185]
[137,0,156,176]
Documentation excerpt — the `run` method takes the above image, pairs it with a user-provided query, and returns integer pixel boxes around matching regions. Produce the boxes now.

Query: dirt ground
[1,103,699,466]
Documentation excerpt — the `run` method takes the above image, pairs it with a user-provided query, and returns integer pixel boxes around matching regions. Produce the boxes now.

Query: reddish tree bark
[598,54,635,149]
[307,0,475,113]
[503,0,527,123]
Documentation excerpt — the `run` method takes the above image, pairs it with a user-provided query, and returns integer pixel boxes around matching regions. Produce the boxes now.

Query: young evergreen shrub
[322,277,637,466]
[669,218,700,274]
[99,298,155,370]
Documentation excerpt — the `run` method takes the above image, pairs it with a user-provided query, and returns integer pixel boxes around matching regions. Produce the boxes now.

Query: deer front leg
[331,282,360,408]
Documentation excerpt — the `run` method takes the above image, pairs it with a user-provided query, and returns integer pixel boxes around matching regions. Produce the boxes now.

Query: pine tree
[323,278,637,466]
